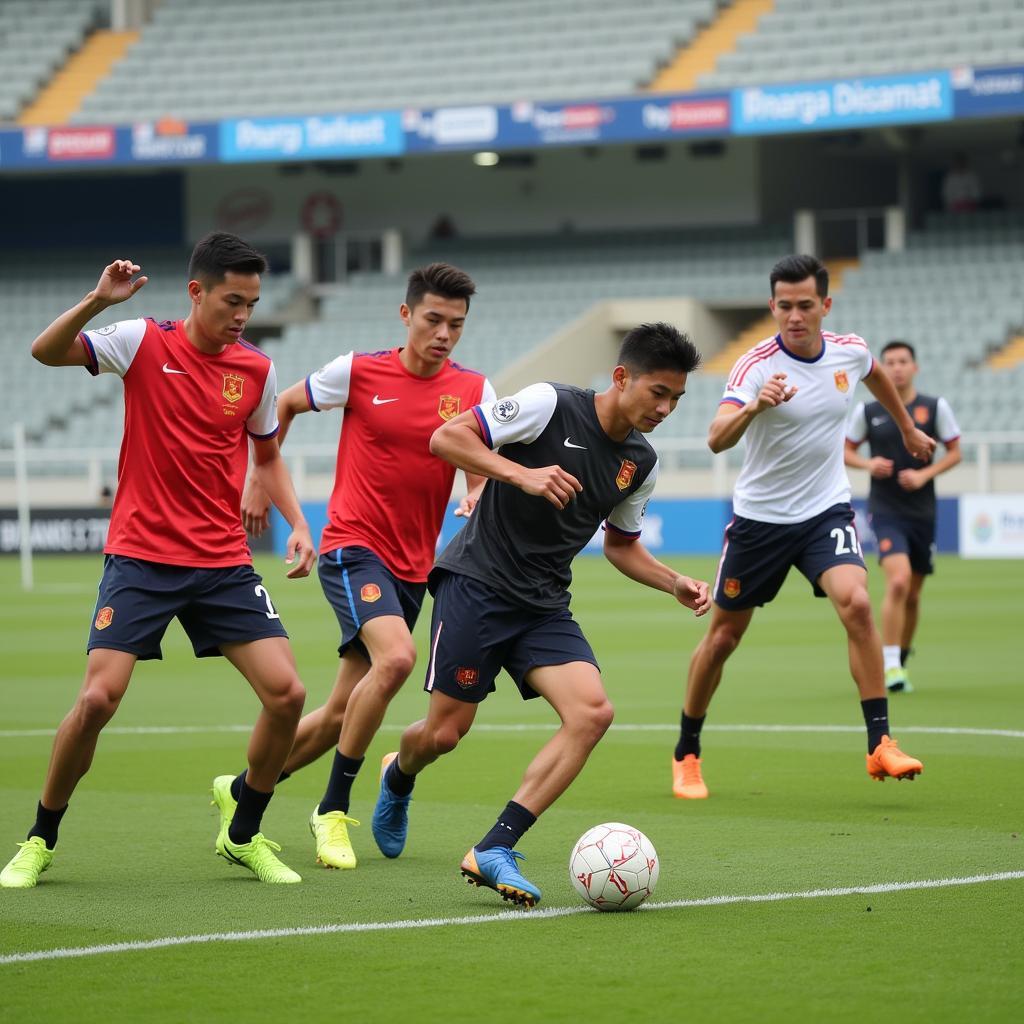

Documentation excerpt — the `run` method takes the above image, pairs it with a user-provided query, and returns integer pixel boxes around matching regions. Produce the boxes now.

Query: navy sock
[27,801,67,850]
[900,647,911,668]
[384,758,416,798]
[231,768,289,803]
[228,780,273,845]
[861,697,890,754]
[318,752,364,815]
[476,800,537,852]
[674,712,706,761]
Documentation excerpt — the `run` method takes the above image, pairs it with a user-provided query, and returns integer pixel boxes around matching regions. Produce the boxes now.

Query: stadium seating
[0,0,98,121]
[73,0,723,124]
[698,0,1024,89]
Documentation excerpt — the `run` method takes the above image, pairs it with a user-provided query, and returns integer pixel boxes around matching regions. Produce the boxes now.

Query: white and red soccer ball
[569,822,659,911]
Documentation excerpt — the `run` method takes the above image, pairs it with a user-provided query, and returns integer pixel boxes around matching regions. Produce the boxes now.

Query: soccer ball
[569,822,659,911]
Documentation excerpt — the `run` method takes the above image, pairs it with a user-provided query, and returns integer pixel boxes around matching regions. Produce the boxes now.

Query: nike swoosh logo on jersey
[162,363,188,375]
[871,417,887,426]
[563,437,588,450]
[372,395,398,405]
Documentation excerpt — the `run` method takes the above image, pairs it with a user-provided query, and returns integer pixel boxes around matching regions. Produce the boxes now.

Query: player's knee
[76,685,121,730]
[586,698,615,743]
[373,644,417,696]
[707,625,742,663]
[887,572,911,601]
[430,721,463,757]
[268,677,306,721]
[840,588,874,634]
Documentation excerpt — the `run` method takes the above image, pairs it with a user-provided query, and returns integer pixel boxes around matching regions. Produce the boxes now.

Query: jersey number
[830,526,861,556]
[254,585,280,619]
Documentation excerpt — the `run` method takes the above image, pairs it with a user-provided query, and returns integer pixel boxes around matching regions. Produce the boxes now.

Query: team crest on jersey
[723,578,741,599]
[94,606,114,630]
[455,666,479,689]
[438,395,460,421]
[879,538,893,553]
[834,370,849,393]
[492,398,520,422]
[222,373,245,404]
[615,460,637,491]
[913,405,929,425]
[360,583,382,603]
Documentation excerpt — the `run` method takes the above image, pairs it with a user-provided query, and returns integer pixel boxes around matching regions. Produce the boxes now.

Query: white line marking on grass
[3,723,1023,739]
[1,871,1021,966]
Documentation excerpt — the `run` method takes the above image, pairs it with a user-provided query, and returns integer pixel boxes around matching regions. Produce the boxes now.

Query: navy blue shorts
[318,547,426,659]
[713,503,866,610]
[869,514,935,576]
[423,569,599,704]
[87,555,289,660]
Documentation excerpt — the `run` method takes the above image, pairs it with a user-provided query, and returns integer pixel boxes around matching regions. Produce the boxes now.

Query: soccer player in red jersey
[0,234,315,889]
[215,263,494,870]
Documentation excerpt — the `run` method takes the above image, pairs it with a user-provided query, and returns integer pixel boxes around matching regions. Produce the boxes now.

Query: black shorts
[87,555,289,660]
[423,569,599,704]
[318,546,426,659]
[713,503,866,610]
[869,514,935,576]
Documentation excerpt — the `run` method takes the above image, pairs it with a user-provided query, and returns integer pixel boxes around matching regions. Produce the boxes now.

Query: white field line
[2,871,1021,966]
[2,723,1023,739]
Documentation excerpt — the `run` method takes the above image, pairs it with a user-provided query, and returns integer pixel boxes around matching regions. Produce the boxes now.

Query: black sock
[476,800,537,852]
[674,712,706,761]
[900,647,911,667]
[861,697,890,753]
[318,752,364,815]
[228,780,273,845]
[231,768,290,802]
[384,758,416,798]
[27,801,67,850]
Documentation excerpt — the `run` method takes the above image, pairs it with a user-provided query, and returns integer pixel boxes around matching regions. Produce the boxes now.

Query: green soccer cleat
[216,830,301,884]
[309,806,360,869]
[1,837,54,889]
[885,667,914,694]
[210,775,238,844]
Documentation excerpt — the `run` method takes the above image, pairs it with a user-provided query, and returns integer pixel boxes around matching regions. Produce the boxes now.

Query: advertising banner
[220,111,404,162]
[952,63,1024,118]
[959,494,1024,558]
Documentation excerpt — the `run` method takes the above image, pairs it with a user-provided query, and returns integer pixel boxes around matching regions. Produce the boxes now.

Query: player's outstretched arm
[31,260,148,367]
[864,364,936,461]
[242,381,312,536]
[708,373,797,452]
[250,437,315,578]
[603,531,710,616]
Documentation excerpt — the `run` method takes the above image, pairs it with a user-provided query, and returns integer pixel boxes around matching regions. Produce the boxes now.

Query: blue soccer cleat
[460,846,541,908]
[371,752,411,858]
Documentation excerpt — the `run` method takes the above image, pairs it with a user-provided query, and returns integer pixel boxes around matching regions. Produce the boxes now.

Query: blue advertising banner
[952,63,1024,118]
[731,70,953,134]
[219,111,404,162]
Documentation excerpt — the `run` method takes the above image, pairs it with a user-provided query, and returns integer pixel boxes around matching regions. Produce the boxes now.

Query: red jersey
[305,348,493,582]
[80,318,279,567]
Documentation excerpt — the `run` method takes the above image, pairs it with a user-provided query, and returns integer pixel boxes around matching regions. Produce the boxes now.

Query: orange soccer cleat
[672,753,709,799]
[866,735,923,781]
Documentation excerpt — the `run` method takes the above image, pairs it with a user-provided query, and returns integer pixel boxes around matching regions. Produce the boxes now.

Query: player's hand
[897,468,928,491]
[673,575,711,616]
[92,260,148,306]
[901,427,936,461]
[284,523,316,578]
[241,476,272,536]
[753,373,798,412]
[454,494,478,518]
[515,465,583,509]
[868,456,894,479]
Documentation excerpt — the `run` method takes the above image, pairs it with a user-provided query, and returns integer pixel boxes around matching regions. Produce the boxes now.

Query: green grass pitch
[1,553,1022,1022]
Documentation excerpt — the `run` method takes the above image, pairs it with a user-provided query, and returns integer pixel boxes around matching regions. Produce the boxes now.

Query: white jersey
[721,332,875,524]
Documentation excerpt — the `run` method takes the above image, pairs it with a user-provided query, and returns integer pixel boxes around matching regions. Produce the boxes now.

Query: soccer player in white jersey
[671,255,936,800]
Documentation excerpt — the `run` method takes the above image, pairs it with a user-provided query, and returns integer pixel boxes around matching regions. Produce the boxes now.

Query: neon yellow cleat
[210,775,238,844]
[1,837,54,889]
[310,806,360,869]
[885,667,914,693]
[216,830,301,883]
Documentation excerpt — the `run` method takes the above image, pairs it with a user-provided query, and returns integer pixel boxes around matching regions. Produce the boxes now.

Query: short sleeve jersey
[847,393,960,521]
[721,332,874,524]
[435,383,659,610]
[79,318,278,567]
[305,348,493,582]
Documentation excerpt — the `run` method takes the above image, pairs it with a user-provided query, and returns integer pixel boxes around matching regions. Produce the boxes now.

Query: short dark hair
[618,322,701,376]
[406,262,476,311]
[770,254,829,298]
[188,232,268,287]
[881,340,916,360]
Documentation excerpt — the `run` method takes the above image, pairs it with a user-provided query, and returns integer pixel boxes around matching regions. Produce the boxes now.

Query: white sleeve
[936,397,961,442]
[858,341,875,381]
[305,351,353,411]
[846,401,868,444]
[473,382,558,448]
[80,318,146,377]
[246,362,279,439]
[721,356,765,407]
[480,377,497,405]
[606,460,659,537]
